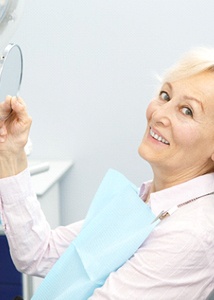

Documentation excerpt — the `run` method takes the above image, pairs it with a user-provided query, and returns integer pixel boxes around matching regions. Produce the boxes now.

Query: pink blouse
[0,168,214,299]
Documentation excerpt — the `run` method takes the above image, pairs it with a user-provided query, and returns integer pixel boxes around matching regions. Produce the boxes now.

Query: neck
[150,164,214,193]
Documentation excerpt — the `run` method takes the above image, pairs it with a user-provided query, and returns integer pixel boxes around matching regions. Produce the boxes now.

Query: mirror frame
[0,43,23,97]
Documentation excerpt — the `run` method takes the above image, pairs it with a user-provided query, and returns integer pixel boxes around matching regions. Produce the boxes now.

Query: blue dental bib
[32,169,159,300]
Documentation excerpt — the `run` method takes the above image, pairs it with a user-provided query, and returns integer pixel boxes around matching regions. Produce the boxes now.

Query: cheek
[173,125,200,147]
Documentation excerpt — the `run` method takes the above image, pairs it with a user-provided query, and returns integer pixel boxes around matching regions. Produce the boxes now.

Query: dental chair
[207,289,214,300]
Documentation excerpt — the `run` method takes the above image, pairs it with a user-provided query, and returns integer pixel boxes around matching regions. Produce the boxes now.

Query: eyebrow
[164,82,204,112]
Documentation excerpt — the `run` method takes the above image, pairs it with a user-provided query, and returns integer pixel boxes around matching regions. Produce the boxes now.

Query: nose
[149,102,172,127]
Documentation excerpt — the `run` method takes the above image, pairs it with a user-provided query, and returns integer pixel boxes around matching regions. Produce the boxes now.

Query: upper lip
[149,127,170,145]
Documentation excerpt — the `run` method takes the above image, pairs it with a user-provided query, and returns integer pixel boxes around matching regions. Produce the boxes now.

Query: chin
[138,140,162,165]
[138,142,151,161]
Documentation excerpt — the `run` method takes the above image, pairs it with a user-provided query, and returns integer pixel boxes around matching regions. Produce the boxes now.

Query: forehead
[166,71,214,104]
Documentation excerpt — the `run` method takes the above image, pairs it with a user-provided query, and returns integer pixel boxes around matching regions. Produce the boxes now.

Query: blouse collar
[139,172,214,215]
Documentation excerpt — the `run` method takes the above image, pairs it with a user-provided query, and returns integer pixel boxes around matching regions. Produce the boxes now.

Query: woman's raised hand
[0,96,32,177]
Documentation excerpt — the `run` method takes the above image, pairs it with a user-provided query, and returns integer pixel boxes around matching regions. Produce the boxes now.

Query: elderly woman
[0,47,214,300]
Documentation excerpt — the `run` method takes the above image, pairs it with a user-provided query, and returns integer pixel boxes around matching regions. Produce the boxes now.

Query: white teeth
[149,128,170,145]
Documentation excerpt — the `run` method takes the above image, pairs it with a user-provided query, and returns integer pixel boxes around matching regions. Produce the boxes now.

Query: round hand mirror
[0,43,23,101]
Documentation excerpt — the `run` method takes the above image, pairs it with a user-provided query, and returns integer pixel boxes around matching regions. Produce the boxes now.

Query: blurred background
[11,0,214,224]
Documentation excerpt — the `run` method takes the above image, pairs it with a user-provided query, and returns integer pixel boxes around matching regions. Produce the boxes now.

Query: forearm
[0,168,52,276]
[0,168,83,277]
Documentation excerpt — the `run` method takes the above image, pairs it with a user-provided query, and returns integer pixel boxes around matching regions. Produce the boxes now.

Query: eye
[181,107,193,116]
[159,91,170,101]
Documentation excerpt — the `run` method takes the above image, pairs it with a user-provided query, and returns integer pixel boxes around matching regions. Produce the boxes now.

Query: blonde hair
[161,47,214,83]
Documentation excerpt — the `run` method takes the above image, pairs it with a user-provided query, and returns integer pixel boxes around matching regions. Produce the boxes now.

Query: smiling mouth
[149,127,170,145]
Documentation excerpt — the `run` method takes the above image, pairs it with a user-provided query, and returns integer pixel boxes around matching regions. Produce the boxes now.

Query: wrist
[0,150,27,178]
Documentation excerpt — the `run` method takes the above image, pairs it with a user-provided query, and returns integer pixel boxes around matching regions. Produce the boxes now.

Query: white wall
[11,0,214,224]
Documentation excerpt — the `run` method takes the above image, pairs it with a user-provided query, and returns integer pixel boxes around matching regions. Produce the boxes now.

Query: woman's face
[139,71,214,178]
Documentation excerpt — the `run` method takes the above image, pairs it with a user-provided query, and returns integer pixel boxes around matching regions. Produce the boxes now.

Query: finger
[0,95,12,121]
[4,95,12,109]
[11,96,28,119]
[0,124,7,136]
[10,97,32,129]
[0,125,7,142]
